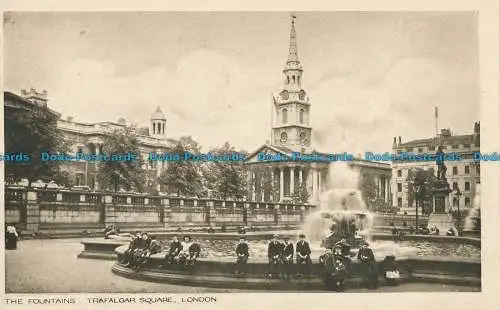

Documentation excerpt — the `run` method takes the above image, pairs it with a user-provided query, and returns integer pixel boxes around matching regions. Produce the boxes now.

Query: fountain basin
[111,245,480,290]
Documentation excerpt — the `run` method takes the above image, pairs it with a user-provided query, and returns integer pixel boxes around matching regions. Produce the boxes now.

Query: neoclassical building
[7,88,174,191]
[244,17,391,205]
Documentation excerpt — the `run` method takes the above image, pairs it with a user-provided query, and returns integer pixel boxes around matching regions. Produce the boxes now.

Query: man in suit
[296,234,312,276]
[267,234,283,278]
[281,236,294,279]
[163,235,182,265]
[357,241,378,289]
[235,236,249,274]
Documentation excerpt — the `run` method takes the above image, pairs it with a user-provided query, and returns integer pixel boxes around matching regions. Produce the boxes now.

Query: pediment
[245,144,289,164]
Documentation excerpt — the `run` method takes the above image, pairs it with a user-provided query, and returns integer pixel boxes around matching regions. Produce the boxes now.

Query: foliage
[98,128,146,192]
[205,142,248,200]
[4,104,69,187]
[292,181,309,204]
[159,136,203,197]
[358,172,378,209]
[406,168,437,215]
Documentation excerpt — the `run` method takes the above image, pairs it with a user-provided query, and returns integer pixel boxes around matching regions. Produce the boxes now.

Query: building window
[452,167,458,175]
[297,76,301,85]
[465,182,470,191]
[282,108,288,124]
[464,144,470,149]
[465,198,471,207]
[452,144,458,149]
[476,165,480,174]
[397,198,402,207]
[292,75,296,84]
[418,148,423,153]
[397,183,402,192]
[452,182,458,190]
[406,148,413,152]
[287,76,290,84]
[397,170,402,177]
[465,165,470,174]
[299,109,304,124]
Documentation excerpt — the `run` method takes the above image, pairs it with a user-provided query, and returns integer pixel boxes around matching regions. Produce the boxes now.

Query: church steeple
[271,15,312,151]
[287,15,299,63]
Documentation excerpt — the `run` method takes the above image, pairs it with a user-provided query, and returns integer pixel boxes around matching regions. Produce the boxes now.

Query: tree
[205,142,248,200]
[4,104,69,187]
[358,172,377,210]
[98,128,146,192]
[159,136,203,197]
[407,168,436,226]
[292,181,309,204]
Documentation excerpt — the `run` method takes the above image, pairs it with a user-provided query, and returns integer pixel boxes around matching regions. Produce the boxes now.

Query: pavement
[5,238,480,293]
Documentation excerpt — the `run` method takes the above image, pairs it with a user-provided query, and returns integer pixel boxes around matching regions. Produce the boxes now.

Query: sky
[3,12,479,153]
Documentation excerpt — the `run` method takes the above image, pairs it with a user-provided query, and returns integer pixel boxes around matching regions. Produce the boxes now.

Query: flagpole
[435,106,438,147]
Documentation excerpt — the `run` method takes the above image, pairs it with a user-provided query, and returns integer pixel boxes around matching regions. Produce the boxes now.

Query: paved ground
[5,239,480,293]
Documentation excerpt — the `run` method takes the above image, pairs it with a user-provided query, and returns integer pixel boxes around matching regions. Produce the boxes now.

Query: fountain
[302,163,374,249]
[463,183,481,238]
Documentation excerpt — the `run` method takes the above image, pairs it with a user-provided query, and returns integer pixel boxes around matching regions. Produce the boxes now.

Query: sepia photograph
[1,4,497,304]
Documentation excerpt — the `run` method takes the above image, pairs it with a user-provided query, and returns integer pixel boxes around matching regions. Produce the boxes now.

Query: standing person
[357,241,378,289]
[296,234,312,276]
[281,237,294,279]
[5,224,19,250]
[163,235,183,265]
[235,236,249,275]
[267,234,283,278]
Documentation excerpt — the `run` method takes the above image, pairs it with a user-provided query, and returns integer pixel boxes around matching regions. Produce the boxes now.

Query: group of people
[121,232,162,270]
[162,235,201,268]
[262,234,313,278]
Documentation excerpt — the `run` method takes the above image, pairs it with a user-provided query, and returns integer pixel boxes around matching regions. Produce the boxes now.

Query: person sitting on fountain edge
[296,234,312,276]
[281,236,294,279]
[186,238,201,268]
[163,235,183,265]
[235,236,249,275]
[122,232,141,266]
[267,234,283,278]
[139,236,162,266]
[357,241,378,289]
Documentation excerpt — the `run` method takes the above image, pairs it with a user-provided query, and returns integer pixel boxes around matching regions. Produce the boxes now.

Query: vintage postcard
[1,1,499,310]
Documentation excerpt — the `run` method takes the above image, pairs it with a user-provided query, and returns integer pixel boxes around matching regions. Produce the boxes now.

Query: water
[301,162,374,246]
[157,238,480,260]
[464,183,481,231]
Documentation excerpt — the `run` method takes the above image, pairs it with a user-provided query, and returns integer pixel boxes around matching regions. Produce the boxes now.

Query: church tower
[150,106,167,139]
[271,16,312,152]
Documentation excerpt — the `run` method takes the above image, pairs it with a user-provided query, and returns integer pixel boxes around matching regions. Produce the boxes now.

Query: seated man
[267,234,283,278]
[235,236,249,274]
[186,241,201,267]
[131,232,151,268]
[357,241,378,289]
[122,232,140,266]
[296,234,312,276]
[139,236,162,266]
[281,237,294,278]
[178,235,194,265]
[163,236,183,265]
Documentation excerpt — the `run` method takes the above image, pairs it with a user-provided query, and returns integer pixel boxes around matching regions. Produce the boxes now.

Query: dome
[151,106,166,120]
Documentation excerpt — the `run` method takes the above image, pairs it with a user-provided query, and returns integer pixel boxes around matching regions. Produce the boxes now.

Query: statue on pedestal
[435,146,447,180]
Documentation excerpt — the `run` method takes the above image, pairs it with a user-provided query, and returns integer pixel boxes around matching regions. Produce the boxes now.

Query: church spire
[287,15,299,63]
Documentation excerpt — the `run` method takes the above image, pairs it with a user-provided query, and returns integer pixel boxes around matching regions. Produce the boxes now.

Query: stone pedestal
[431,179,451,214]
[26,191,39,233]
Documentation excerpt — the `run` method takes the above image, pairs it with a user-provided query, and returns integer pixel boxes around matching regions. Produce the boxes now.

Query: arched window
[287,76,290,84]
[297,76,301,85]
[162,123,165,134]
[299,109,304,124]
[292,75,296,84]
[282,108,288,123]
[152,123,156,134]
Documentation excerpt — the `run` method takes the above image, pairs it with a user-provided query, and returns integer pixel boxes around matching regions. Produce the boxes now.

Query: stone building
[244,17,391,205]
[391,123,480,213]
[6,88,174,191]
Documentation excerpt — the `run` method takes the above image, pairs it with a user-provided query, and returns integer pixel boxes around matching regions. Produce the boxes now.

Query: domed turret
[150,106,166,138]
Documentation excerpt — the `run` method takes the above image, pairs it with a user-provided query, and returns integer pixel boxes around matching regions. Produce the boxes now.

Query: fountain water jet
[302,162,374,248]
[463,183,480,236]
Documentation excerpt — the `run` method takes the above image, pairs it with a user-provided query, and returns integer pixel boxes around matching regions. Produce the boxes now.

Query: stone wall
[4,187,316,234]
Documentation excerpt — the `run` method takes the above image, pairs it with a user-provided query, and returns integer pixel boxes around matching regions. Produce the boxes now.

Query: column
[270,168,275,202]
[252,172,256,201]
[385,179,389,203]
[298,167,303,184]
[318,170,322,198]
[280,167,284,201]
[290,166,295,195]
[312,169,317,202]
